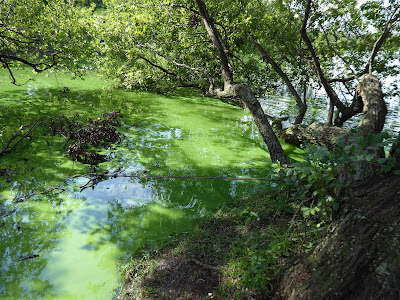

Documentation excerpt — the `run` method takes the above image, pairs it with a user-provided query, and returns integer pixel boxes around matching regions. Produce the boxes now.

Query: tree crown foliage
[0,0,96,84]
[92,0,399,101]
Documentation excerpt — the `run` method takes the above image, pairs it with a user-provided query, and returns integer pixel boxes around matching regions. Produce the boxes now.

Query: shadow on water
[0,72,304,299]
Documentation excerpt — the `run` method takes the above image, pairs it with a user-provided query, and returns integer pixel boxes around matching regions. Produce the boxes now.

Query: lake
[0,70,398,299]
[0,71,303,299]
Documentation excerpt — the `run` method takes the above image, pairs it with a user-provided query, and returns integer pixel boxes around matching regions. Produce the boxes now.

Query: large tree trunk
[277,174,400,300]
[276,73,395,299]
[356,74,387,134]
[215,84,289,165]
[275,74,399,298]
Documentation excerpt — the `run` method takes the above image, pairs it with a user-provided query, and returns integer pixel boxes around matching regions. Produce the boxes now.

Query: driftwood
[276,174,400,300]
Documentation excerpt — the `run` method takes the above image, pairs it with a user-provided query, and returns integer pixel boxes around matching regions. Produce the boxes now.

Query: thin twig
[0,116,51,156]
[17,254,39,261]
[14,186,67,203]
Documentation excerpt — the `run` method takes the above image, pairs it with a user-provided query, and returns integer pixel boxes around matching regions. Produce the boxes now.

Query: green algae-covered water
[0,71,303,299]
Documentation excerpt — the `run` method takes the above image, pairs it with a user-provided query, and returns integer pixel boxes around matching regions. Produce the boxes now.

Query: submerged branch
[84,172,281,182]
[13,186,67,203]
[0,206,18,219]
[0,116,48,156]
[1,112,122,165]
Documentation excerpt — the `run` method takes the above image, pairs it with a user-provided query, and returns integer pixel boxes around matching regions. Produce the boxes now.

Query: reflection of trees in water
[93,167,271,257]
[0,193,77,298]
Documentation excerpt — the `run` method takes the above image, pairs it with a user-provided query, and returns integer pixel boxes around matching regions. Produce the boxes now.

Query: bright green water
[0,71,301,299]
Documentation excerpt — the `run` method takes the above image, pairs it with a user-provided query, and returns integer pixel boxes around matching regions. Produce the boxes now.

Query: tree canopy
[94,1,398,92]
[91,0,399,129]
[0,0,95,84]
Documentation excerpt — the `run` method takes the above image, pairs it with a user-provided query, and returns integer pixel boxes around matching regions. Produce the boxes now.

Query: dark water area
[0,70,398,299]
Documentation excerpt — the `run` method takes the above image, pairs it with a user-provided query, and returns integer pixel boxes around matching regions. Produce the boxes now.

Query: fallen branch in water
[0,112,122,165]
[0,206,18,219]
[14,186,67,203]
[17,254,39,261]
[11,174,86,203]
[85,172,281,181]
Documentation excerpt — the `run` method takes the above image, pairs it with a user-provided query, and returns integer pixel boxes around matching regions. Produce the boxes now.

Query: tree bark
[215,84,289,165]
[275,75,398,299]
[279,122,349,150]
[194,0,233,89]
[277,174,400,300]
[356,74,387,134]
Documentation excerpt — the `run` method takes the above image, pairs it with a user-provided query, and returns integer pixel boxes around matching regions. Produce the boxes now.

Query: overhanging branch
[300,0,348,122]
[366,3,400,74]
[251,36,307,124]
[137,43,214,90]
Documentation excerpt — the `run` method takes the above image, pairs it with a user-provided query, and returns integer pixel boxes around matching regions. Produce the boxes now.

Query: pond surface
[0,72,304,299]
[0,71,399,299]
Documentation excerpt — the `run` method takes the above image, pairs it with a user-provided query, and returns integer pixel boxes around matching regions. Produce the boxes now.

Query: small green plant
[274,144,342,223]
[275,131,400,225]
[239,208,260,225]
